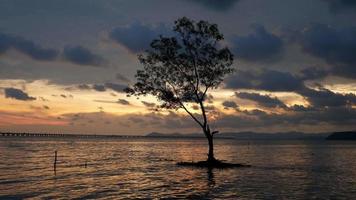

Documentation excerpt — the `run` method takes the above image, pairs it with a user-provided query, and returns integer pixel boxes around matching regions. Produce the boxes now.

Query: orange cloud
[0,111,67,126]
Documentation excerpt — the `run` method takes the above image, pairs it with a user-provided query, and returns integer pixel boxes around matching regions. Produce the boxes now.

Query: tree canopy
[126,17,233,120]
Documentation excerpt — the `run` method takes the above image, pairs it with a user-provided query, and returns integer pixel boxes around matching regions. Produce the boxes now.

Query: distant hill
[216,131,329,140]
[146,131,329,140]
[326,131,356,140]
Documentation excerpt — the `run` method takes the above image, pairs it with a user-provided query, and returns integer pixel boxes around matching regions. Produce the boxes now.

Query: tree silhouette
[125,17,234,162]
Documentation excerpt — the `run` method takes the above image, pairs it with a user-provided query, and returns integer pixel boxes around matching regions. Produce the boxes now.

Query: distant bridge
[0,132,144,138]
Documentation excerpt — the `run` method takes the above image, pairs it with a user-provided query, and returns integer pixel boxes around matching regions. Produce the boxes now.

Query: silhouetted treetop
[125,17,234,110]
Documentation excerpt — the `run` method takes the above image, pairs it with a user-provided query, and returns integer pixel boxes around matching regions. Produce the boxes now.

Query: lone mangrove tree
[125,17,234,163]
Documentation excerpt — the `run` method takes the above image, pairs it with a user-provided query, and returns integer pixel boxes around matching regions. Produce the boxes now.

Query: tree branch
[201,84,210,102]
[198,98,208,130]
[179,101,204,128]
[166,80,204,129]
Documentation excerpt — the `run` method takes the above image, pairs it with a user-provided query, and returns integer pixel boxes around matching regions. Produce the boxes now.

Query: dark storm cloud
[65,84,92,91]
[297,24,356,78]
[225,69,304,92]
[236,92,286,108]
[299,24,356,65]
[288,105,315,112]
[75,101,355,130]
[0,32,106,67]
[0,32,58,61]
[91,83,127,93]
[323,0,356,13]
[232,25,284,62]
[92,84,106,92]
[332,64,356,79]
[185,0,239,11]
[226,68,355,109]
[4,88,36,101]
[216,106,356,129]
[109,22,170,53]
[68,83,127,93]
[117,99,130,105]
[299,87,356,108]
[222,101,238,109]
[244,109,269,117]
[63,46,104,66]
[104,83,127,93]
[278,106,356,126]
[299,67,329,80]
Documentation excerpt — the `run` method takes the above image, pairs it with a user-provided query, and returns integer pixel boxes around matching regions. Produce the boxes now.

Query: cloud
[299,67,329,80]
[225,68,355,109]
[117,99,130,105]
[299,87,356,108]
[215,106,356,130]
[222,101,238,109]
[0,32,58,61]
[323,0,356,13]
[0,33,105,67]
[39,97,49,102]
[104,83,126,93]
[109,22,170,53]
[33,104,356,133]
[299,24,356,65]
[4,88,36,101]
[62,46,104,66]
[116,73,131,83]
[92,84,106,92]
[185,0,239,11]
[232,25,284,62]
[69,83,127,93]
[288,105,315,112]
[60,111,196,132]
[225,69,304,92]
[141,101,156,108]
[192,105,200,110]
[297,24,356,78]
[225,68,356,110]
[77,84,91,90]
[65,84,92,91]
[236,92,287,108]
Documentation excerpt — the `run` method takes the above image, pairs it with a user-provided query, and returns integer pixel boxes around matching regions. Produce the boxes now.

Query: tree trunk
[206,132,216,162]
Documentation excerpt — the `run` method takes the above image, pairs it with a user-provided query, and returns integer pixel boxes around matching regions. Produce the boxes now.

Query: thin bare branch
[179,101,204,128]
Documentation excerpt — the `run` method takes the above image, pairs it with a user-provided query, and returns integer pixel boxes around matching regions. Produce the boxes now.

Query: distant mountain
[216,131,329,140]
[326,131,356,140]
[146,131,329,140]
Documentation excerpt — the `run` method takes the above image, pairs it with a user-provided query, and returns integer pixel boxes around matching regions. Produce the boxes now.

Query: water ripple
[0,138,356,199]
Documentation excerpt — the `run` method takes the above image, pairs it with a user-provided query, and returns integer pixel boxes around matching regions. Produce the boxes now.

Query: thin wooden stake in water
[54,150,57,175]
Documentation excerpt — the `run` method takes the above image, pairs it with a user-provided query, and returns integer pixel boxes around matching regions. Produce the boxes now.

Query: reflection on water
[0,137,356,199]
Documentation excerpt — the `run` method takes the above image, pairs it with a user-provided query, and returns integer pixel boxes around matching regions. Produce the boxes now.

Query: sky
[0,0,356,135]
